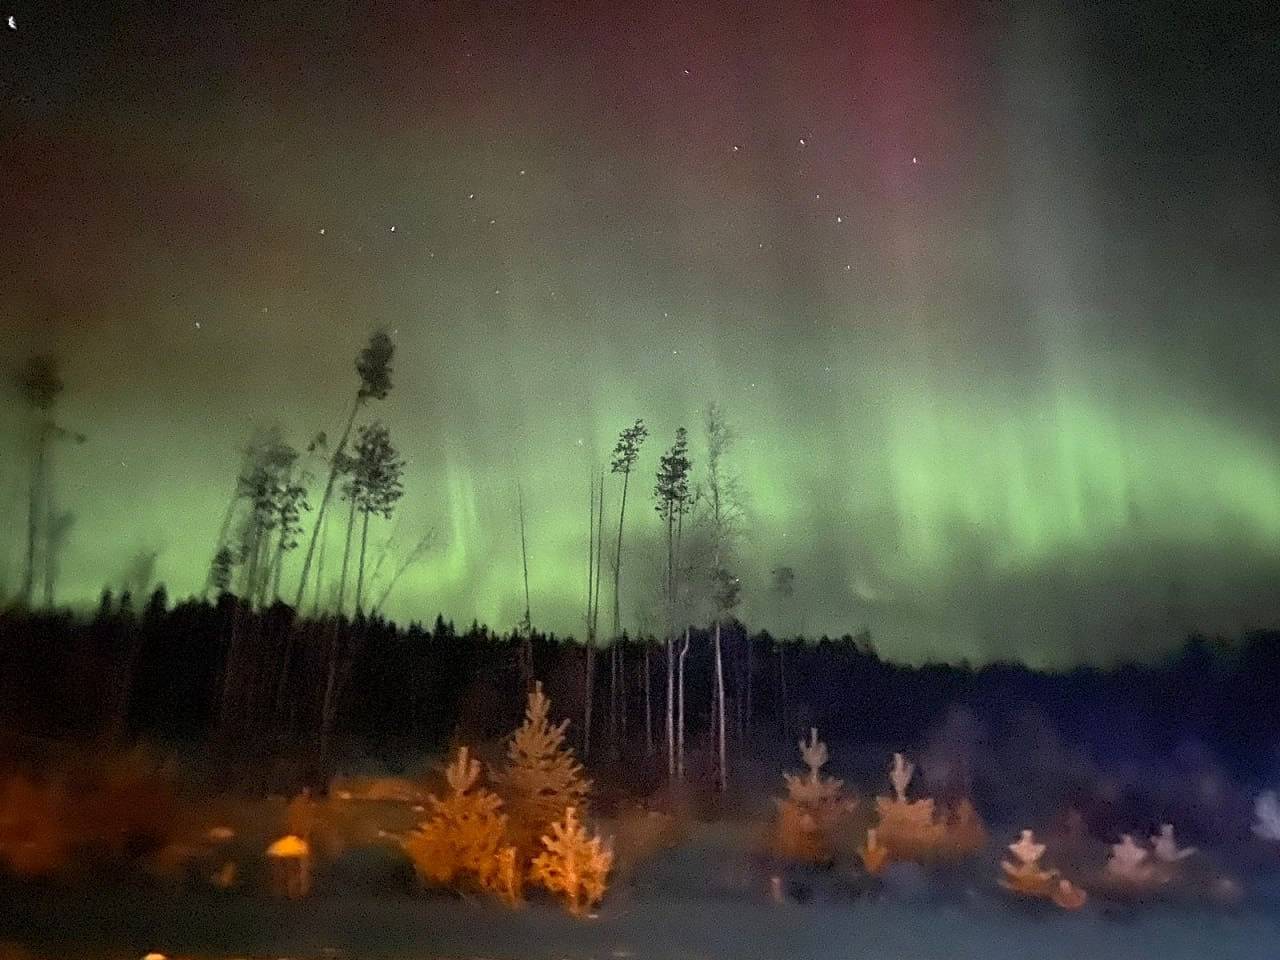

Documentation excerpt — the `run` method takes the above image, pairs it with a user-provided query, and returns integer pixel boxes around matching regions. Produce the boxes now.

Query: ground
[3,824,1280,959]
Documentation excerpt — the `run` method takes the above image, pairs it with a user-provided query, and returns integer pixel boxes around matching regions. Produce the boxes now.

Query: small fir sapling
[402,746,520,903]
[1105,834,1158,887]
[495,682,591,860]
[873,753,945,860]
[772,728,855,863]
[1151,824,1196,864]
[1001,829,1056,898]
[530,806,613,917]
[1000,829,1086,908]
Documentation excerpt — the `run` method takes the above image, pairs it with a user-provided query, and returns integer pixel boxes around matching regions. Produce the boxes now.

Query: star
[467,192,475,199]
[194,321,202,329]
[7,15,14,29]
[319,228,325,235]
[390,225,396,232]
[912,156,918,164]
[835,216,843,223]
[798,138,807,147]
[732,145,740,152]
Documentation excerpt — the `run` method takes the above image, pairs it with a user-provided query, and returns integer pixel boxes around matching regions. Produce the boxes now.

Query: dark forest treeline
[4,589,1280,797]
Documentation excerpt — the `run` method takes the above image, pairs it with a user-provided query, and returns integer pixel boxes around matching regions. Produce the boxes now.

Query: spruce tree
[496,681,590,858]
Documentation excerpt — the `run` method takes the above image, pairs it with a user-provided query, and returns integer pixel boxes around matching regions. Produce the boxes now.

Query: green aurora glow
[3,1,1278,666]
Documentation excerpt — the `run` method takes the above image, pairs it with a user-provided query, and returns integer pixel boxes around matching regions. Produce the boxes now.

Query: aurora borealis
[3,1,1278,665]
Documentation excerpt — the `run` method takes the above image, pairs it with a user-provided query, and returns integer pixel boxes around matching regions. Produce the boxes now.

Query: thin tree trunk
[714,619,727,792]
[255,528,272,607]
[372,530,437,616]
[644,640,652,754]
[778,642,788,737]
[217,598,247,741]
[666,634,675,780]
[113,628,147,744]
[41,481,57,609]
[337,498,357,616]
[517,481,533,687]
[664,509,675,780]
[612,468,629,642]
[318,619,342,769]
[294,397,360,609]
[356,509,370,615]
[272,522,286,600]
[312,508,327,614]
[21,427,46,608]
[677,627,688,782]
[617,640,626,738]
[583,473,596,757]
[593,477,608,734]
[734,632,745,743]
[239,526,258,601]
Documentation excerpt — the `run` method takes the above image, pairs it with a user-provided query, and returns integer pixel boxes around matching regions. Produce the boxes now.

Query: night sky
[3,1,1278,665]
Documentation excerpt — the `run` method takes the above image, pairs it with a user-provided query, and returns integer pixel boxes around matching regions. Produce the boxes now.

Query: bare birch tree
[293,331,394,609]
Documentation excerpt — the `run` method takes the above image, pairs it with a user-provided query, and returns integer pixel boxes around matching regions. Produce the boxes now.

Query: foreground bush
[403,746,520,904]
[873,753,986,864]
[531,805,613,916]
[771,728,855,864]
[495,682,590,861]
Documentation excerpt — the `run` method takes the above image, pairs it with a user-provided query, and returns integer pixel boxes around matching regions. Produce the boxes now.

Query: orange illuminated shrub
[531,805,613,916]
[403,746,521,904]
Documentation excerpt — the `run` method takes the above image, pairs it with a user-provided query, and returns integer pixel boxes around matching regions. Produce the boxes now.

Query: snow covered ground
[5,824,1280,959]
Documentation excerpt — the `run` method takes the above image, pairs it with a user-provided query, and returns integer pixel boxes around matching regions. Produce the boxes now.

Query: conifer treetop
[497,681,591,847]
[889,752,914,802]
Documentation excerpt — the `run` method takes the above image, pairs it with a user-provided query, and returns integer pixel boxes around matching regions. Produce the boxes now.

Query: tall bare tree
[516,481,534,687]
[14,354,83,608]
[608,420,647,748]
[234,431,300,606]
[654,427,691,780]
[349,422,404,616]
[371,527,439,616]
[335,450,359,616]
[293,331,394,609]
[770,566,795,736]
[204,444,256,600]
[703,402,744,792]
[582,468,606,756]
[43,509,75,608]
